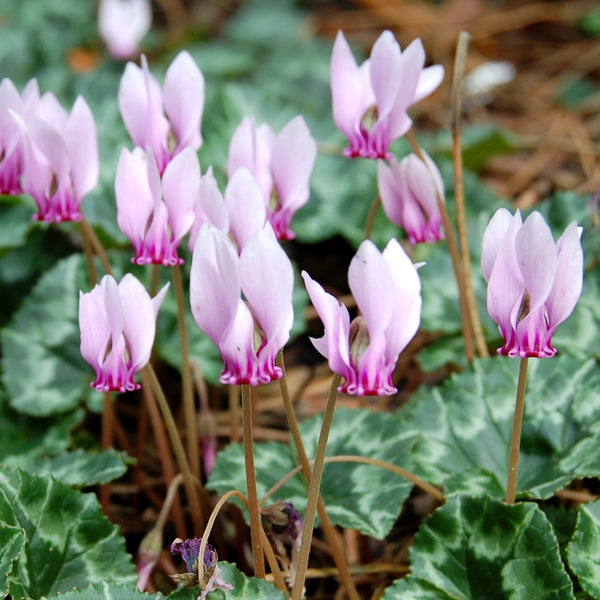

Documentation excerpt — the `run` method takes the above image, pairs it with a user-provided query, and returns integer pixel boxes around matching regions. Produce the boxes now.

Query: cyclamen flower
[331,30,443,159]
[116,146,196,265]
[0,78,40,195]
[118,50,204,172]
[377,150,444,244]
[227,115,317,240]
[79,274,168,393]
[481,208,583,358]
[13,94,99,222]
[98,0,152,60]
[190,223,294,386]
[302,239,422,396]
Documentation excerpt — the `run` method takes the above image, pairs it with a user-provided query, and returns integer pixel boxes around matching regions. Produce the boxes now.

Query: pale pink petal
[481,208,518,282]
[66,96,99,200]
[163,50,205,151]
[348,240,395,338]
[161,146,198,243]
[515,211,557,312]
[188,166,229,250]
[225,167,267,251]
[98,0,152,59]
[239,225,294,352]
[546,221,583,328]
[115,147,154,250]
[190,224,240,346]
[331,30,370,141]
[302,271,352,377]
[271,115,317,213]
[79,280,111,370]
[28,117,69,182]
[118,274,159,371]
[414,64,444,103]
[227,116,274,200]
[369,31,403,121]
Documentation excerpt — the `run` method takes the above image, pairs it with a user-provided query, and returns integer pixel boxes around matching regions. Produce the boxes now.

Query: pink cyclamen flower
[0,78,40,195]
[79,274,169,392]
[377,150,444,244]
[302,239,422,395]
[98,0,152,60]
[227,115,317,240]
[481,208,583,358]
[118,50,204,173]
[12,94,99,222]
[116,145,197,265]
[190,223,294,386]
[331,30,444,159]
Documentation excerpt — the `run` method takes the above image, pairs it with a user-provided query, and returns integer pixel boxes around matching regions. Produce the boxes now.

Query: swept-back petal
[225,167,267,251]
[369,31,403,120]
[348,240,395,338]
[188,166,229,250]
[163,50,205,151]
[546,221,583,328]
[331,30,370,140]
[515,211,557,311]
[161,146,198,242]
[79,279,111,369]
[382,239,422,358]
[271,115,317,213]
[118,274,158,371]
[302,270,352,377]
[66,96,99,200]
[190,224,240,345]
[239,225,294,347]
[28,117,69,182]
[414,64,444,103]
[115,147,154,248]
[481,208,519,282]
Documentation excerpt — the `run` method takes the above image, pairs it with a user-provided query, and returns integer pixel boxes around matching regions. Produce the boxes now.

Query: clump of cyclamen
[481,208,583,358]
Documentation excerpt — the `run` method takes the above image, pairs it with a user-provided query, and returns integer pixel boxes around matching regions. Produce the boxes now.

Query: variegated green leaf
[383,495,574,599]
[566,498,600,598]
[0,467,135,598]
[0,523,26,598]
[405,355,600,499]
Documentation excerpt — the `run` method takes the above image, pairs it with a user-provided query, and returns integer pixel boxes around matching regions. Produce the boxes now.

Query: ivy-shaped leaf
[0,467,136,599]
[404,355,600,500]
[28,448,133,487]
[566,498,600,598]
[2,254,92,417]
[383,495,574,599]
[208,407,417,539]
[0,523,26,598]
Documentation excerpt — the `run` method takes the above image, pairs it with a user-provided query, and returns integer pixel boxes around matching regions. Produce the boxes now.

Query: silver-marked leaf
[0,467,136,598]
[2,254,92,416]
[41,581,195,600]
[208,407,417,539]
[405,355,600,499]
[566,498,600,597]
[383,495,574,599]
[28,448,134,487]
[0,523,26,598]
[0,387,84,467]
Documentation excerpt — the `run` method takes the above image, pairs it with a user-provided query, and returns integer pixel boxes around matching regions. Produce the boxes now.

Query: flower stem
[140,369,187,539]
[405,130,474,362]
[261,455,444,506]
[505,357,529,504]
[79,217,113,276]
[276,354,360,600]
[292,374,342,600]
[143,363,206,534]
[171,264,200,480]
[450,31,489,360]
[242,384,266,577]
[100,392,114,512]
[364,194,381,241]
